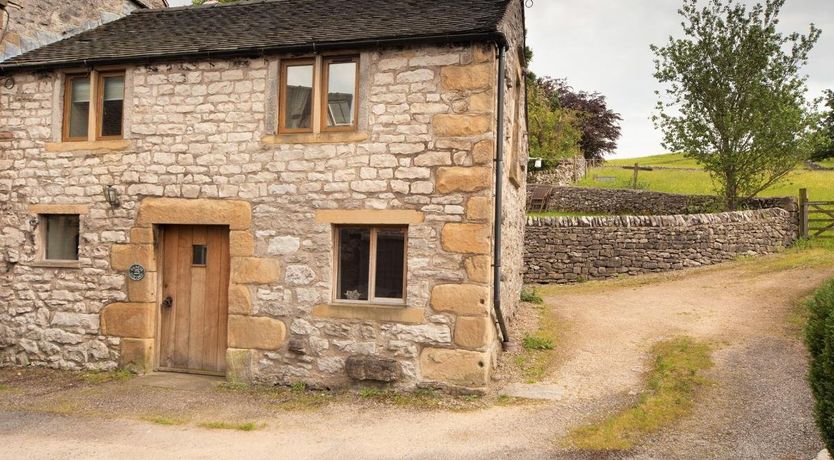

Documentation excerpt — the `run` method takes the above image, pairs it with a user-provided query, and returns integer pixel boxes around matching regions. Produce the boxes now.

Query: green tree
[652,0,822,209]
[528,81,582,163]
[812,90,834,161]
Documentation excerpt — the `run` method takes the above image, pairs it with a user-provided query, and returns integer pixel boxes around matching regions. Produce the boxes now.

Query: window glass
[68,77,90,139]
[374,228,405,299]
[45,215,80,261]
[101,75,125,137]
[338,227,370,301]
[192,245,207,266]
[325,61,357,128]
[283,64,314,130]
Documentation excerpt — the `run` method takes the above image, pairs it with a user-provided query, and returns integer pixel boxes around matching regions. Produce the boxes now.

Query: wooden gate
[800,189,834,239]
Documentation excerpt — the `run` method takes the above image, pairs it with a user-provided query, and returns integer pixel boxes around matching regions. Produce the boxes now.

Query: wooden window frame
[278,58,316,134]
[320,56,360,133]
[95,70,126,141]
[62,73,91,142]
[333,225,408,306]
[37,214,81,263]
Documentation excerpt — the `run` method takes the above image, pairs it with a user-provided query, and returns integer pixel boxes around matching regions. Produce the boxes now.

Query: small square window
[192,245,207,266]
[335,226,406,304]
[42,215,80,261]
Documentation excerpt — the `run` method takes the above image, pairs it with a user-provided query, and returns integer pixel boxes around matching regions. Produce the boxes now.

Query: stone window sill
[45,140,132,152]
[29,260,81,269]
[261,131,369,145]
[312,303,424,324]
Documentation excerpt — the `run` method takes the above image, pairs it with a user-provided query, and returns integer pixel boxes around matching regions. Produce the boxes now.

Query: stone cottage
[0,0,528,391]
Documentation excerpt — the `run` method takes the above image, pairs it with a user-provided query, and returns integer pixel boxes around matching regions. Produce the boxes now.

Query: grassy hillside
[581,154,834,201]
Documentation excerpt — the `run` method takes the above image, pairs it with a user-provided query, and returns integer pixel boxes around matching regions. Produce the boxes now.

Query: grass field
[820,158,834,168]
[582,153,834,202]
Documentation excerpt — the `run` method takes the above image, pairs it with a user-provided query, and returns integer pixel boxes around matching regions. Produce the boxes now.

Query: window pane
[45,215,80,261]
[337,227,370,301]
[69,78,90,138]
[101,75,124,137]
[326,61,357,128]
[374,228,405,300]
[192,245,207,266]
[283,64,313,129]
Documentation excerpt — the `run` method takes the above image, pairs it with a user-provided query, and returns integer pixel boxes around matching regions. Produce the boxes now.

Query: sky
[168,0,833,159]
[525,0,834,158]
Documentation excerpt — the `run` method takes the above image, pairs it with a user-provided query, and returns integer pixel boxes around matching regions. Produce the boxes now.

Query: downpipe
[493,45,510,350]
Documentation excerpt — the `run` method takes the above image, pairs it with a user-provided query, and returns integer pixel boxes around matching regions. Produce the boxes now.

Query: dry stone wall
[524,208,798,284]
[533,186,797,215]
[0,37,525,390]
[527,156,586,186]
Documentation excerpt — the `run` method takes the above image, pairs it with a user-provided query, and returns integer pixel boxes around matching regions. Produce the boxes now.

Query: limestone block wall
[0,41,524,390]
[533,186,797,215]
[527,156,586,186]
[524,209,798,284]
[0,0,161,62]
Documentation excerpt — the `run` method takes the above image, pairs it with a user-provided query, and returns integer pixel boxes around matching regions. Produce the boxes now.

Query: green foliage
[528,81,583,164]
[652,0,822,210]
[805,278,834,451]
[813,90,834,161]
[520,287,544,304]
[522,334,554,350]
[566,337,713,450]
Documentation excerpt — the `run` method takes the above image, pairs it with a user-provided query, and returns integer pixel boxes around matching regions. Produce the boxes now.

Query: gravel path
[0,259,830,459]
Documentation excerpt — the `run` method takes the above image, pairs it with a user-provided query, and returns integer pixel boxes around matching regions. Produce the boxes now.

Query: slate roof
[0,0,512,72]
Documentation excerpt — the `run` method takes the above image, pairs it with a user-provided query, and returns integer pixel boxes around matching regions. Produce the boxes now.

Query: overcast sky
[168,0,833,158]
[526,0,834,158]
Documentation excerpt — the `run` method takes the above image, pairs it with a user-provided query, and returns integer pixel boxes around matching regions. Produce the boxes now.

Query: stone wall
[0,0,165,62]
[0,33,525,390]
[524,208,798,284]
[527,156,586,186]
[533,186,797,215]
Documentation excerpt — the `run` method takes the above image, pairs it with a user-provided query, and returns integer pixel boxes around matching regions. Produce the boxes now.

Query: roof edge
[0,31,508,74]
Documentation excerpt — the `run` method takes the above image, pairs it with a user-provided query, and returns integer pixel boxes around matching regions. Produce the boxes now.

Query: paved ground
[0,256,831,459]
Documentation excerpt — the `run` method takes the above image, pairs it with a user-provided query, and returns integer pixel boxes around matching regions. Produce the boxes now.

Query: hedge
[806,278,834,451]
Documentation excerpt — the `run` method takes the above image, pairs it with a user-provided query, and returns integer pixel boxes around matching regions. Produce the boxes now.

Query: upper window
[41,214,80,261]
[279,56,359,134]
[62,70,126,142]
[335,226,406,304]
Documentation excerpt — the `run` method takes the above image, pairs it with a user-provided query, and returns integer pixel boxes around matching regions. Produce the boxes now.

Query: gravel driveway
[0,257,830,459]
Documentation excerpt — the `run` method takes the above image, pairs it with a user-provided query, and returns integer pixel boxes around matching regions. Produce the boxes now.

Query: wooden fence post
[799,188,808,238]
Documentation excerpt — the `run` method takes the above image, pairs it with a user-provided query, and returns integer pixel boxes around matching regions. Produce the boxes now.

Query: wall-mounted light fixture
[104,186,121,208]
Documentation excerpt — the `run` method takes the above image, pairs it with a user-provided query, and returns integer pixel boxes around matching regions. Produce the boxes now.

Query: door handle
[161,296,173,309]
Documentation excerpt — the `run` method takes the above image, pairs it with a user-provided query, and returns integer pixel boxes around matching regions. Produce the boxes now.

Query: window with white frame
[335,226,406,304]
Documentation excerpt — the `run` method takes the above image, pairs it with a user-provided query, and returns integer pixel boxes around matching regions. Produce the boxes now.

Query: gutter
[493,44,510,350]
[0,31,509,74]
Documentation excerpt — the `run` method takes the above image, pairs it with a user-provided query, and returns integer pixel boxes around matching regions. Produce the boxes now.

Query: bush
[520,287,544,304]
[806,278,834,451]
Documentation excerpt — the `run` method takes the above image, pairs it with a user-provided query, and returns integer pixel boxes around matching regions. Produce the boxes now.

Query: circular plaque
[128,264,146,281]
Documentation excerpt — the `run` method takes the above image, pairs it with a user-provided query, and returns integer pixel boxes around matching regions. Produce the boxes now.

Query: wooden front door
[159,225,230,375]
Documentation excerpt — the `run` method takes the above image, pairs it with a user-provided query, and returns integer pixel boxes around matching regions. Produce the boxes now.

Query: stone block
[229,231,255,257]
[226,348,255,384]
[441,63,493,91]
[120,338,154,373]
[136,198,251,230]
[436,167,490,193]
[128,272,157,303]
[228,284,252,315]
[345,355,401,382]
[466,196,492,221]
[441,223,491,254]
[101,303,155,338]
[111,244,156,272]
[464,255,491,284]
[469,91,494,112]
[430,284,489,316]
[454,316,492,348]
[129,227,155,244]
[472,140,494,165]
[228,315,286,350]
[432,114,491,137]
[420,348,489,387]
[231,257,281,284]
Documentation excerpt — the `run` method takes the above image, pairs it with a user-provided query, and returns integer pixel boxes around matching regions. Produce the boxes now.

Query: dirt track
[0,258,830,459]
